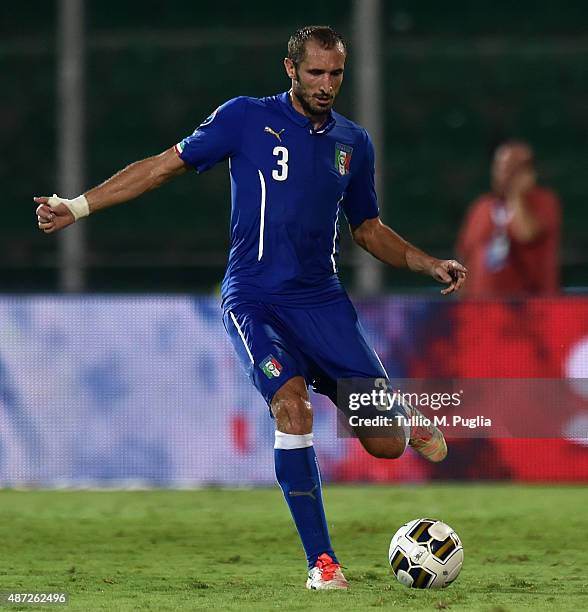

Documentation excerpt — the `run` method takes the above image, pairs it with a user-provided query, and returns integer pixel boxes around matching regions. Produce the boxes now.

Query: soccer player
[35,26,466,590]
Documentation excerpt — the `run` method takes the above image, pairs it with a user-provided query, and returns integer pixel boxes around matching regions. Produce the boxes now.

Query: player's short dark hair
[287,25,346,65]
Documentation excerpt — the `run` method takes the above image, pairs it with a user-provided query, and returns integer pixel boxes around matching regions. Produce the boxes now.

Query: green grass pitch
[0,485,586,611]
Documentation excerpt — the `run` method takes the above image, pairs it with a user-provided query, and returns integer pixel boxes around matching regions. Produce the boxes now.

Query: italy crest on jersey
[335,143,353,176]
[260,355,283,379]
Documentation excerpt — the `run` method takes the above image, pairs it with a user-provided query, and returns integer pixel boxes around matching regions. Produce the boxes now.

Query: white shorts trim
[229,311,254,364]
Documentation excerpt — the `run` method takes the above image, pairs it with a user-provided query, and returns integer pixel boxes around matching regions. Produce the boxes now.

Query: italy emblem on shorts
[260,355,283,379]
[335,143,353,176]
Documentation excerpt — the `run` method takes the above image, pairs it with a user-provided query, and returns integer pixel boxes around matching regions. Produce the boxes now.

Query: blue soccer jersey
[175,92,379,310]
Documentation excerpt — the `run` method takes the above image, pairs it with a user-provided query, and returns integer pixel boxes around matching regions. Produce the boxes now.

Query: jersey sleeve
[341,130,380,227]
[174,97,248,173]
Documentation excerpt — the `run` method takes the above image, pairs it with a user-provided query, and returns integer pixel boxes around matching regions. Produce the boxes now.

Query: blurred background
[1,0,587,486]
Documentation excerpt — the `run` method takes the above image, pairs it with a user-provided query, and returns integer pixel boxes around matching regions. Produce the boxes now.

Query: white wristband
[48,193,90,221]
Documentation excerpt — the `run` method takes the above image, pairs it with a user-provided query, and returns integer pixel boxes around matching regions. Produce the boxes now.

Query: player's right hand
[34,196,75,234]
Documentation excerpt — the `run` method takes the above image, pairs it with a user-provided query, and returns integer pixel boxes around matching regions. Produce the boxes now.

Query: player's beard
[292,74,334,120]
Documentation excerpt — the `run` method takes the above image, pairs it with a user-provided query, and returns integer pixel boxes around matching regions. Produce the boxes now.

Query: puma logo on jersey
[288,485,318,500]
[264,126,285,142]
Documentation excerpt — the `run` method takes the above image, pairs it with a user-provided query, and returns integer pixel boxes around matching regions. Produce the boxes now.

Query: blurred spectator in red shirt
[456,141,561,296]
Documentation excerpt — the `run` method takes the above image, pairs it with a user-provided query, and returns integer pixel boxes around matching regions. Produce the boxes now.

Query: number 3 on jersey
[272,146,288,181]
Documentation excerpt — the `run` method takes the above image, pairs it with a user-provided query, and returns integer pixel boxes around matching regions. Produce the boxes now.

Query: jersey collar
[278,91,336,135]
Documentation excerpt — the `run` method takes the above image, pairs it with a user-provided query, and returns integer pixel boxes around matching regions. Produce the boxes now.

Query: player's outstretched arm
[35,147,187,234]
[352,217,467,295]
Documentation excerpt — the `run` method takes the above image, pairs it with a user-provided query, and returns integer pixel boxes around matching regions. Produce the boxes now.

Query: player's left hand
[431,259,467,295]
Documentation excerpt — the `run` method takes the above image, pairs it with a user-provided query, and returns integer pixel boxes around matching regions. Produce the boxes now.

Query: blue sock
[274,431,338,569]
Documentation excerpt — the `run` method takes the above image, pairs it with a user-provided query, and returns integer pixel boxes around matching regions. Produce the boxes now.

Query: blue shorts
[223,298,387,408]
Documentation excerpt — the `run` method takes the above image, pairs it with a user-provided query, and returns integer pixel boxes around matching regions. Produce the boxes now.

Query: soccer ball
[389,518,463,589]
